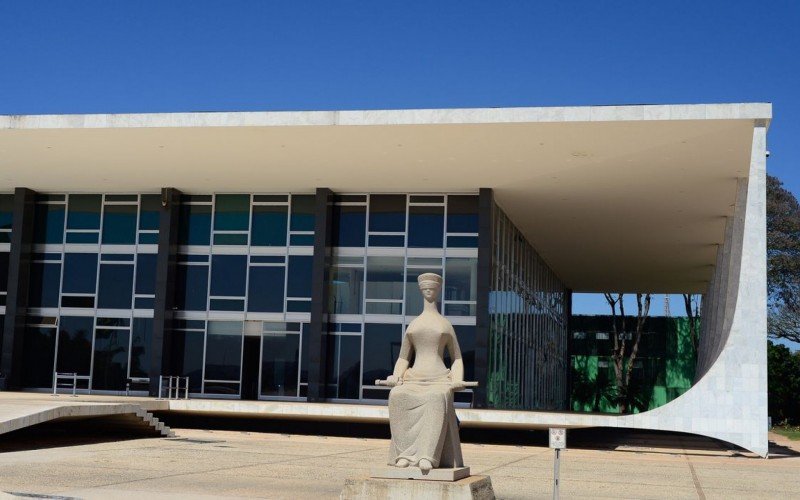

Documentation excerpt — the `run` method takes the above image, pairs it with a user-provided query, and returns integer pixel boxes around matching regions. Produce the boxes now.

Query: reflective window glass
[329,265,364,314]
[214,194,250,231]
[178,203,212,245]
[22,326,56,387]
[129,318,152,378]
[56,316,94,375]
[445,257,478,302]
[332,204,365,247]
[34,203,65,244]
[408,205,444,248]
[290,195,315,232]
[369,195,406,232]
[286,255,312,298]
[366,257,404,300]
[135,253,157,295]
[446,195,479,233]
[66,194,102,230]
[251,205,288,246]
[172,329,204,392]
[139,194,161,231]
[260,332,299,397]
[92,327,130,390]
[28,263,61,307]
[325,335,361,399]
[0,194,13,243]
[210,255,247,297]
[205,321,243,383]
[0,252,9,293]
[62,253,98,294]
[97,264,134,309]
[363,323,402,386]
[102,204,137,244]
[175,264,209,311]
[247,266,285,312]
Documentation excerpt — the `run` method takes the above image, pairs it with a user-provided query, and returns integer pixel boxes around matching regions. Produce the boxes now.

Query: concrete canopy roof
[0,103,771,293]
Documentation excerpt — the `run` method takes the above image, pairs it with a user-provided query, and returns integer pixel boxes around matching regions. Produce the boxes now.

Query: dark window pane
[97,264,134,309]
[260,333,299,397]
[0,194,13,232]
[22,327,56,387]
[0,252,9,292]
[289,234,314,246]
[178,203,211,245]
[214,194,250,231]
[171,330,203,392]
[138,233,159,245]
[446,195,479,233]
[62,253,98,294]
[56,316,94,375]
[34,203,65,244]
[175,264,209,311]
[102,204,137,244]
[408,205,444,248]
[445,257,477,302]
[369,194,406,232]
[65,232,99,243]
[446,236,479,248]
[247,266,285,312]
[365,302,402,314]
[329,266,363,314]
[204,321,242,382]
[254,195,288,203]
[210,298,245,311]
[101,254,134,262]
[366,257,404,300]
[286,300,311,312]
[61,296,95,308]
[290,195,315,232]
[363,323,401,386]
[251,255,284,264]
[213,233,248,245]
[325,335,361,399]
[410,195,444,203]
[210,255,247,297]
[67,194,102,230]
[300,323,310,383]
[95,317,130,328]
[105,194,138,202]
[135,253,157,295]
[444,303,476,316]
[28,263,61,308]
[129,318,152,378]
[251,205,288,246]
[286,255,312,298]
[332,204,365,247]
[134,297,154,309]
[368,235,405,247]
[139,194,161,231]
[452,325,476,381]
[92,328,130,390]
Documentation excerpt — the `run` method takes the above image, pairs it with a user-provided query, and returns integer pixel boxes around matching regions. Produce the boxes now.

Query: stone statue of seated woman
[376,272,477,473]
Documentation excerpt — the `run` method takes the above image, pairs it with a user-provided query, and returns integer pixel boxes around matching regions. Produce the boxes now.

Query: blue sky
[1,2,798,342]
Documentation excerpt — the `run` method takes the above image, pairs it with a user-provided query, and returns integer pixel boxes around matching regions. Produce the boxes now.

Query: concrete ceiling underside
[0,105,769,293]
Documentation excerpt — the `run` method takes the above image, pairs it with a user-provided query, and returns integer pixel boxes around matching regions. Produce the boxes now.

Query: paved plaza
[0,425,797,499]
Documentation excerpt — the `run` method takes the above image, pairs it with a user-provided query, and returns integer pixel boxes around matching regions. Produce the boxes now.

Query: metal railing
[52,372,89,396]
[158,375,189,400]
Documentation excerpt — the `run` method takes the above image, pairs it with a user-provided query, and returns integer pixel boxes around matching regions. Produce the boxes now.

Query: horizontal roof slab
[0,103,771,293]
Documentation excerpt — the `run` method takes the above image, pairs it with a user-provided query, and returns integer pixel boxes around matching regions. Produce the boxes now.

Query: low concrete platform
[0,392,173,438]
[341,475,494,500]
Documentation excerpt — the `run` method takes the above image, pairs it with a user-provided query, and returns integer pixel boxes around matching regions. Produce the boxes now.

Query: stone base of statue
[340,474,495,500]
[371,466,471,481]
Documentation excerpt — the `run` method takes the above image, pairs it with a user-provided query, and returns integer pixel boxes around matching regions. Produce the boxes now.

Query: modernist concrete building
[0,103,770,455]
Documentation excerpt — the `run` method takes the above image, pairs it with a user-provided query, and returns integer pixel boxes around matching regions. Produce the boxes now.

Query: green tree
[767,175,800,343]
[768,341,800,424]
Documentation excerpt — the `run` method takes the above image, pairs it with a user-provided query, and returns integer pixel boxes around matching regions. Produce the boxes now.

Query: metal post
[72,373,77,397]
[158,375,163,399]
[553,448,560,500]
[184,377,189,399]
[52,372,57,396]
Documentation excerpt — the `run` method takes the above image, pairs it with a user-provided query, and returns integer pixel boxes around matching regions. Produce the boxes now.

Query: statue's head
[417,272,443,303]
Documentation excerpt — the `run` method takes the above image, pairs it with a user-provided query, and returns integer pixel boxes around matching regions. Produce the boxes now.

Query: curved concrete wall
[612,125,768,456]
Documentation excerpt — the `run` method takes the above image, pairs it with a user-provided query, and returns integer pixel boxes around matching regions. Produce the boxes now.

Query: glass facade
[20,193,160,390]
[0,193,13,361]
[488,204,569,411]
[326,194,479,403]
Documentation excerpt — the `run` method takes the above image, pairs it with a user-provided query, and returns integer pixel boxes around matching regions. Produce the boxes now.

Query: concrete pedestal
[340,475,495,500]
[371,466,471,481]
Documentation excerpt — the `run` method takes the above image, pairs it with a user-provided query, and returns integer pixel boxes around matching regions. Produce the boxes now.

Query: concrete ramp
[0,393,173,438]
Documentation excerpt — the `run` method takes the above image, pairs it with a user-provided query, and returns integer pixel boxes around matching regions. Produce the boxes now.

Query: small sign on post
[549,428,567,499]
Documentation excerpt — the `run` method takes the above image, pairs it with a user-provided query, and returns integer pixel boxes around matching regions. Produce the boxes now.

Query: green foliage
[768,340,800,425]
[767,175,800,343]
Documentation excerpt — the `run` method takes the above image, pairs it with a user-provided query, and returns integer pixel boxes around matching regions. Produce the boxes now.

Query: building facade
[0,103,770,455]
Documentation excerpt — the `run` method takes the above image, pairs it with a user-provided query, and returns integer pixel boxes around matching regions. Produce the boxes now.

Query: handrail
[158,375,189,400]
[52,372,89,397]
